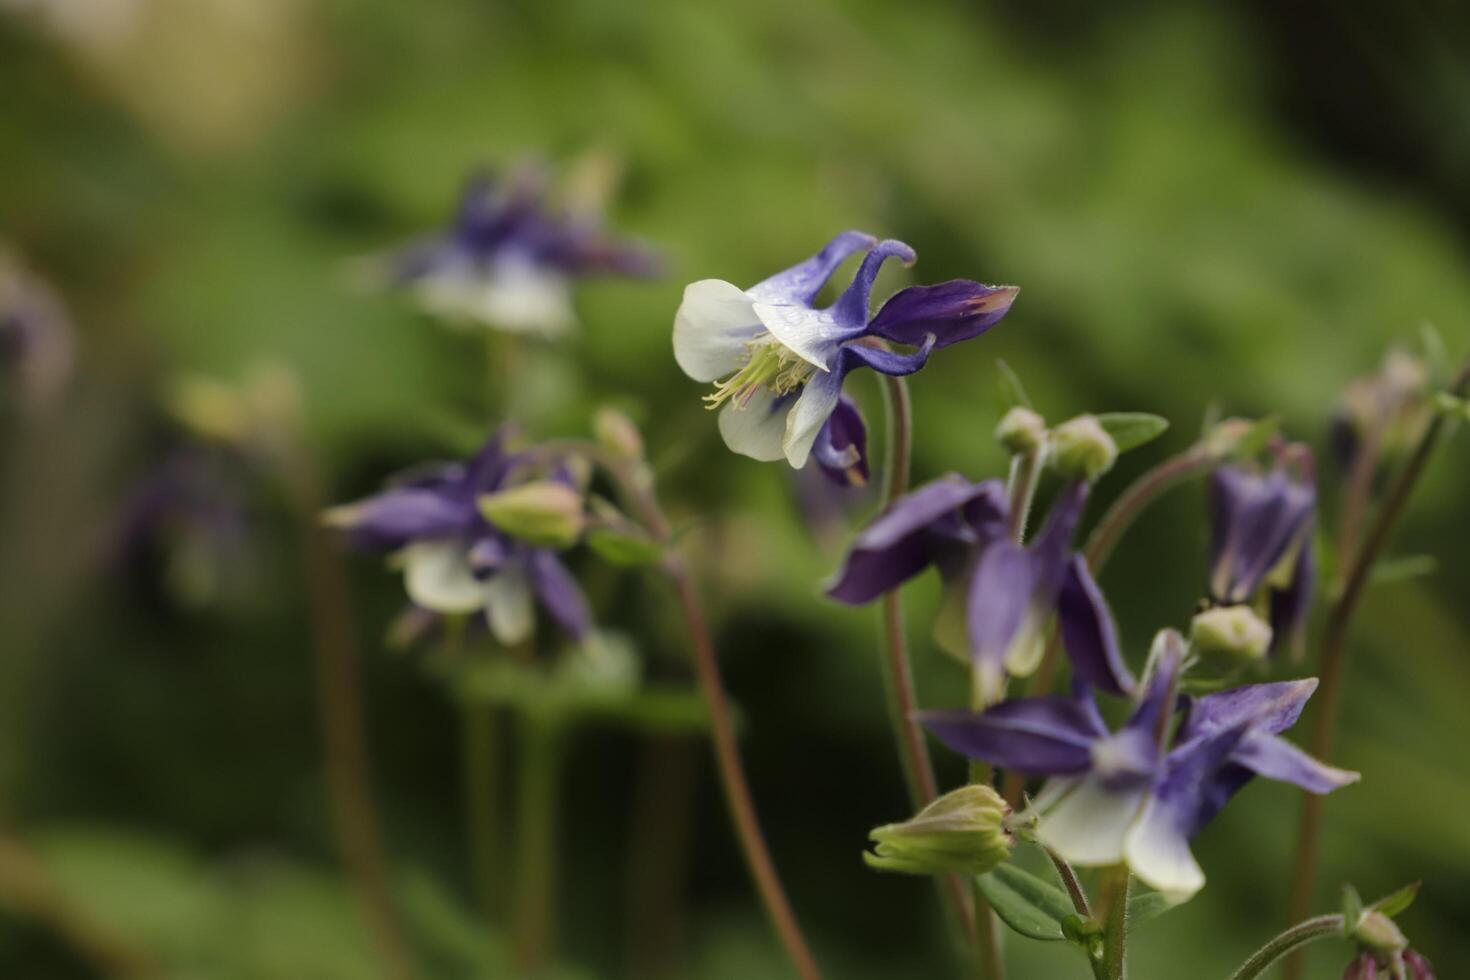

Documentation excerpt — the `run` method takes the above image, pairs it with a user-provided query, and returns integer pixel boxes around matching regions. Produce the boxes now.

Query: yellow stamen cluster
[703,336,815,411]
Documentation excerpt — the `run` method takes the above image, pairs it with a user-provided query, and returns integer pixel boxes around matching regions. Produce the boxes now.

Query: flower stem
[289,457,416,980]
[876,374,986,968]
[511,716,564,975]
[1097,866,1131,980]
[1043,846,1090,918]
[1004,448,1045,543]
[1228,915,1343,980]
[568,444,823,980]
[464,703,504,929]
[1283,357,1470,980]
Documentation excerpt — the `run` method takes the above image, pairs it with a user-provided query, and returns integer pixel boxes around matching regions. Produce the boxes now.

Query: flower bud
[1048,415,1117,482]
[1189,605,1272,674]
[864,785,1012,877]
[995,406,1046,455]
[1341,953,1379,980]
[477,481,585,549]
[1350,910,1408,957]
[593,406,645,460]
[1403,950,1436,980]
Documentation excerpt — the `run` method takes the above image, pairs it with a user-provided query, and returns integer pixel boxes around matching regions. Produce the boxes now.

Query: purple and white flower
[921,640,1357,901]
[378,170,658,338]
[673,231,1016,476]
[827,475,1134,702]
[326,430,590,646]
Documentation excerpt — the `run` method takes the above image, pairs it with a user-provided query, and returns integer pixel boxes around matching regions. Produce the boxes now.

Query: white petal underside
[717,387,788,462]
[485,566,535,646]
[673,279,763,382]
[1124,798,1205,902]
[1035,774,1146,868]
[402,541,487,614]
[753,302,844,371]
[782,367,843,469]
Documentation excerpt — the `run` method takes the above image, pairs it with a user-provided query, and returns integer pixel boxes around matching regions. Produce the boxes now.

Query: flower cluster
[673,231,1017,483]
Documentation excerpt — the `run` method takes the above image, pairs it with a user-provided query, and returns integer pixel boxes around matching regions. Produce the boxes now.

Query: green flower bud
[995,406,1047,455]
[1049,414,1117,482]
[864,785,1013,877]
[593,406,645,460]
[478,481,585,549]
[1350,910,1409,956]
[1189,605,1272,674]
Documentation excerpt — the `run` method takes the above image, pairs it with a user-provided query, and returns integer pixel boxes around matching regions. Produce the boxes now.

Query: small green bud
[593,406,645,460]
[1350,910,1408,956]
[1189,605,1272,674]
[864,785,1013,877]
[1049,415,1117,482]
[995,406,1047,455]
[478,481,585,548]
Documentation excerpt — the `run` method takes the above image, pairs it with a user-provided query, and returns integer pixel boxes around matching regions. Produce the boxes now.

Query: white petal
[485,566,535,646]
[752,302,845,371]
[402,541,487,614]
[417,258,575,337]
[782,368,843,469]
[1035,775,1147,868]
[673,280,762,382]
[1124,798,1205,902]
[717,387,789,462]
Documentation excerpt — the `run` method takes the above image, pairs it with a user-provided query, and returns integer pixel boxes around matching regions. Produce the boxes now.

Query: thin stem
[1333,424,1383,592]
[1004,449,1045,543]
[0,830,159,977]
[566,443,822,979]
[290,460,416,980]
[1043,846,1090,918]
[1284,357,1470,980]
[511,718,564,975]
[1098,866,1131,980]
[1229,915,1343,980]
[464,703,504,929]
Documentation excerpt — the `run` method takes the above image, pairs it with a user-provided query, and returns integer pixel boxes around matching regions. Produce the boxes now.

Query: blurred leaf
[586,526,665,566]
[996,359,1033,411]
[1096,412,1169,453]
[1369,555,1438,584]
[1127,887,1177,929]
[975,863,1075,943]
[1369,881,1421,919]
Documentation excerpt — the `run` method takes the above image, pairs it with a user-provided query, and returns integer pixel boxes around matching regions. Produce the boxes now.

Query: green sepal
[1369,881,1420,919]
[974,862,1076,943]
[1095,412,1169,453]
[996,359,1033,411]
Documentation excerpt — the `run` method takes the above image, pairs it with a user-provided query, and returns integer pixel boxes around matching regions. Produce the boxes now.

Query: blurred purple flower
[327,429,589,645]
[674,231,1016,478]
[827,476,1134,701]
[0,252,75,412]
[378,169,659,337]
[922,642,1357,901]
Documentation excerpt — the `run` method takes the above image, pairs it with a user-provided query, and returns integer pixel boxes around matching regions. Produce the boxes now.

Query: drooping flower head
[0,250,74,412]
[921,637,1357,901]
[326,429,590,645]
[673,232,1017,481]
[827,474,1134,702]
[1208,448,1316,653]
[377,168,659,337]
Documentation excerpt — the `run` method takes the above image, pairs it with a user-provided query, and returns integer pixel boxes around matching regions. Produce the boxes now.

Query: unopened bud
[1049,415,1117,482]
[1350,911,1408,957]
[593,406,644,460]
[995,406,1046,455]
[478,481,585,548]
[1189,605,1272,674]
[864,785,1012,877]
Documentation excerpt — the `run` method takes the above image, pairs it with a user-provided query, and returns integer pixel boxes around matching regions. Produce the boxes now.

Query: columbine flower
[1208,456,1317,654]
[0,250,74,411]
[920,639,1358,901]
[673,232,1017,477]
[826,475,1134,703]
[1342,950,1436,979]
[326,430,590,646]
[376,169,658,337]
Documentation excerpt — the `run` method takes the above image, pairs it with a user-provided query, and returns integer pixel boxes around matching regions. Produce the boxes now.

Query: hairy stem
[1043,846,1090,918]
[511,718,564,975]
[1098,866,1131,980]
[1230,915,1343,980]
[1283,358,1470,979]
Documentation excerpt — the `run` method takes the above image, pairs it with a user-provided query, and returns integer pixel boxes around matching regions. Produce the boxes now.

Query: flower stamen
[703,336,816,411]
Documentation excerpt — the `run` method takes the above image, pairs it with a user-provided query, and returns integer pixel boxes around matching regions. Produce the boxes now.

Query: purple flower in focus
[379,170,659,337]
[326,430,590,645]
[673,232,1017,477]
[827,475,1134,702]
[1208,459,1317,653]
[921,641,1357,901]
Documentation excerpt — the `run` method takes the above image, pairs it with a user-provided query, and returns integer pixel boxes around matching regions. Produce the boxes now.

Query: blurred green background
[3,0,1469,976]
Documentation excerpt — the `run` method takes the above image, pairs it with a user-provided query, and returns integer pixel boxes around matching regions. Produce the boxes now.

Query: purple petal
[918,695,1107,773]
[836,333,935,377]
[1229,731,1359,794]
[1342,953,1379,980]
[1124,636,1183,738]
[329,488,473,551]
[869,280,1019,350]
[1209,467,1316,603]
[467,533,511,576]
[811,394,869,487]
[1057,556,1136,696]
[1269,543,1315,656]
[1151,725,1249,840]
[748,230,877,306]
[1180,679,1318,743]
[1404,950,1436,980]
[528,549,591,640]
[826,475,998,604]
[827,239,916,329]
[966,538,1039,679]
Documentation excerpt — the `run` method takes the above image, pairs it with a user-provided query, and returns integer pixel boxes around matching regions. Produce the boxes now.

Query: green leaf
[1127,887,1177,928]
[996,359,1033,410]
[584,688,713,733]
[1096,412,1169,452]
[586,526,665,566]
[1369,555,1438,585]
[1369,881,1420,919]
[1340,884,1364,935]
[975,863,1076,943]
